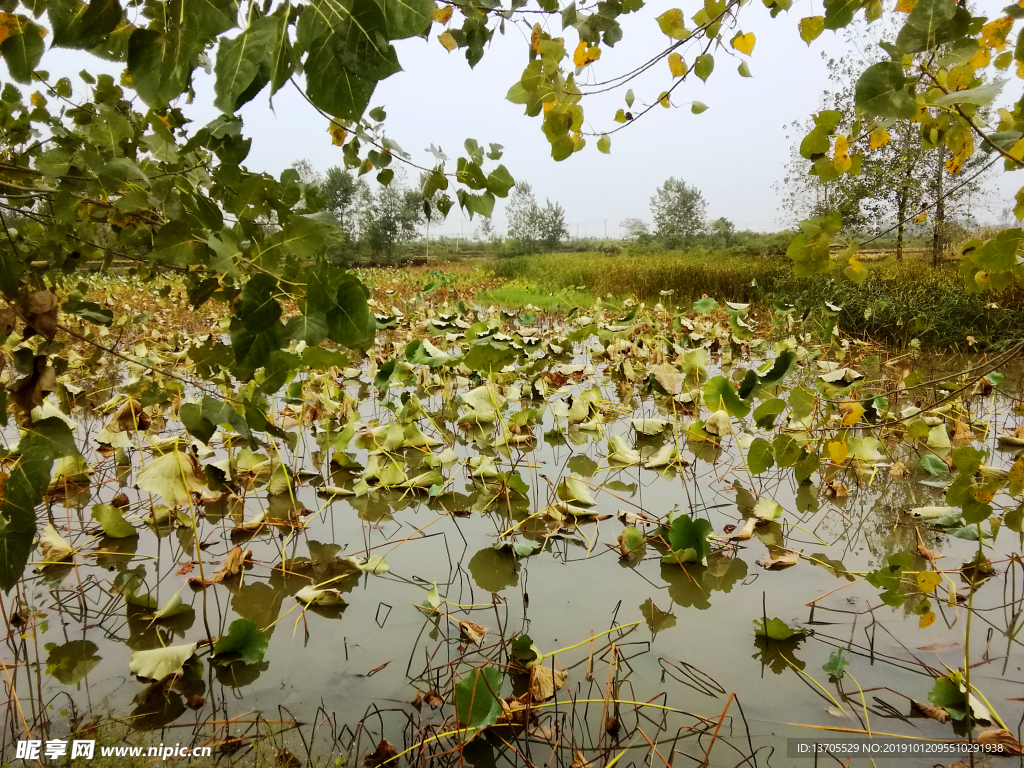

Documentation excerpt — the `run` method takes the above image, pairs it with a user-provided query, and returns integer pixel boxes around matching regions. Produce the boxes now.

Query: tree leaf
[694,53,713,82]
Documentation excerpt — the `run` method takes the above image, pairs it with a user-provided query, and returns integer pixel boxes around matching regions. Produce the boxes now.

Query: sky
[43,0,1015,238]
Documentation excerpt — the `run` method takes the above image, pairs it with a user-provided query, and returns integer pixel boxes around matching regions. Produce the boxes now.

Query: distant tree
[621,218,650,240]
[651,178,707,246]
[362,177,423,261]
[321,167,367,239]
[537,200,569,250]
[479,218,496,240]
[507,182,541,253]
[291,158,322,187]
[779,42,990,262]
[710,217,736,247]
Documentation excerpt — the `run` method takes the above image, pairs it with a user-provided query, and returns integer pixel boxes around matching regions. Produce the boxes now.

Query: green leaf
[854,61,917,119]
[822,649,850,679]
[920,454,950,476]
[753,616,807,641]
[928,676,969,720]
[1,28,45,84]
[665,514,712,564]
[896,0,971,53]
[285,313,330,345]
[214,19,277,113]
[753,398,786,429]
[454,667,503,730]
[694,53,714,82]
[691,101,709,114]
[692,296,718,313]
[618,526,646,561]
[91,504,137,538]
[296,0,401,120]
[931,80,1007,108]
[597,135,611,153]
[230,274,284,370]
[747,438,775,474]
[213,619,269,665]
[703,376,751,417]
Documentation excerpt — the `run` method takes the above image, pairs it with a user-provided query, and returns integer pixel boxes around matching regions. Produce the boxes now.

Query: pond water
[4,290,1024,768]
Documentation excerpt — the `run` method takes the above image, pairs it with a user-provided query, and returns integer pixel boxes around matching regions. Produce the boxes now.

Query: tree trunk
[932,147,945,268]
[896,194,906,262]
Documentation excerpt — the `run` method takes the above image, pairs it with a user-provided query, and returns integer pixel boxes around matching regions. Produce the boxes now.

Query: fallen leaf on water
[459,620,486,645]
[295,586,346,606]
[909,699,950,723]
[977,728,1024,756]
[823,480,848,499]
[528,664,567,702]
[188,546,252,588]
[756,550,799,570]
[363,739,398,768]
[39,524,74,564]
[424,690,444,707]
[888,461,909,479]
[728,517,758,540]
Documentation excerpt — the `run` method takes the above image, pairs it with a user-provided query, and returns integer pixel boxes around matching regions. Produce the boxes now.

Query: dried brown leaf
[364,739,398,768]
[459,620,486,645]
[909,699,950,723]
[977,728,1024,755]
[528,664,567,702]
[188,546,252,588]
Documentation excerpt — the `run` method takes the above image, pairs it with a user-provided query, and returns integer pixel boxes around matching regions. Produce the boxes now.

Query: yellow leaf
[731,32,754,55]
[438,31,456,51]
[433,4,452,23]
[573,39,587,67]
[1008,456,1024,494]
[972,488,995,504]
[658,91,671,108]
[917,571,942,595]
[30,91,45,108]
[833,135,852,173]
[895,0,916,11]
[969,46,991,69]
[542,98,556,113]
[573,39,600,67]
[840,401,865,427]
[919,610,937,629]
[868,127,890,150]
[668,52,685,77]
[981,16,1013,49]
[913,212,928,223]
[530,23,541,53]
[1017,60,1024,78]
[827,441,848,465]
[328,122,347,145]
[1010,137,1024,162]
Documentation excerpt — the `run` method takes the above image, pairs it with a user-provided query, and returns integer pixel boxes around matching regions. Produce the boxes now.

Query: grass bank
[489,252,1024,349]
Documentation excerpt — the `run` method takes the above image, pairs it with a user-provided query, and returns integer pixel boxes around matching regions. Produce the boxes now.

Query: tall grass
[489,252,1024,349]
[491,251,789,304]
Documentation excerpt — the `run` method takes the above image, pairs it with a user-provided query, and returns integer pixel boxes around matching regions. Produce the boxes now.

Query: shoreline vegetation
[485,251,1024,350]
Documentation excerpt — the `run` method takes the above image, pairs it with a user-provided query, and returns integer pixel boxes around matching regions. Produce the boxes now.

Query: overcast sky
[46,0,1013,237]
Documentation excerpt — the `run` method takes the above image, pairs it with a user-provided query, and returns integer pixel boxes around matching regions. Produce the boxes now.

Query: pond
[4,272,1024,767]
